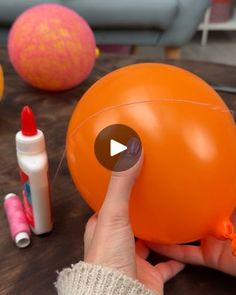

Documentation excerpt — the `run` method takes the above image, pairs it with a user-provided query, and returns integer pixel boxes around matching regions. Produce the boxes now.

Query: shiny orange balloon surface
[67,63,236,245]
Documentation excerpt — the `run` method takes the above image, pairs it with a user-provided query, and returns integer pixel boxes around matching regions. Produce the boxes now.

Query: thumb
[99,137,143,223]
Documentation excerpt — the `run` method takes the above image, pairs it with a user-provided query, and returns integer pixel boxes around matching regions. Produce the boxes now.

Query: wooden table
[1,46,236,295]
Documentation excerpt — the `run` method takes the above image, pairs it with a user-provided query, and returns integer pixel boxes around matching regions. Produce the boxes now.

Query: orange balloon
[67,63,236,252]
[0,65,3,100]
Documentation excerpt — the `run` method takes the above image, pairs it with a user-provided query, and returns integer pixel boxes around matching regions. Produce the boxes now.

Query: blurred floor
[137,31,236,66]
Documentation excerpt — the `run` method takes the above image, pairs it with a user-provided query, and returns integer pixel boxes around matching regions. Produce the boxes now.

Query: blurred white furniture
[199,5,236,45]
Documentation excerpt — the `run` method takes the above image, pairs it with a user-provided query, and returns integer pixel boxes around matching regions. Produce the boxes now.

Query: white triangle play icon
[110,139,127,157]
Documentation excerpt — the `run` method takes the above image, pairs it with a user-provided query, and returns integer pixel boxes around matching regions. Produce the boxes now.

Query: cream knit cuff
[55,261,156,295]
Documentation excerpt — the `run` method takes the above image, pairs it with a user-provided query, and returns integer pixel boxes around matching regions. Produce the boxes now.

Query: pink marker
[16,106,53,235]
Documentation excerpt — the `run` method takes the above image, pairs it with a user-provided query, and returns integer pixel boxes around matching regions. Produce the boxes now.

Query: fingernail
[126,137,141,155]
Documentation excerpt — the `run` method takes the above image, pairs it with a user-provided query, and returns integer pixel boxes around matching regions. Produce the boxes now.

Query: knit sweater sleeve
[55,261,156,295]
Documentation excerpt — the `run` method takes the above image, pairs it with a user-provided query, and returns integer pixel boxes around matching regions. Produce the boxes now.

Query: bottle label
[20,170,34,227]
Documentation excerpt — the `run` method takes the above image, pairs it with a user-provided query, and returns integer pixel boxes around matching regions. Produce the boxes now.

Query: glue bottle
[16,106,53,235]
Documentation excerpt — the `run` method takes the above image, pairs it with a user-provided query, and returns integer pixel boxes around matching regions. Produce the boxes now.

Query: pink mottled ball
[8,4,96,91]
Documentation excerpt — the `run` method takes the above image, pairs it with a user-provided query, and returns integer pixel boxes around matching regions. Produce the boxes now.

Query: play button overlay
[110,140,127,157]
[94,124,142,172]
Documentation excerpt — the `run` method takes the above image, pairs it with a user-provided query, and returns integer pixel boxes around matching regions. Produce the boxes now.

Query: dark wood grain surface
[0,46,236,295]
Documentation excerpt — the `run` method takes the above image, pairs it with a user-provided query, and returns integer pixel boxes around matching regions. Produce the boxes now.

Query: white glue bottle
[16,105,53,235]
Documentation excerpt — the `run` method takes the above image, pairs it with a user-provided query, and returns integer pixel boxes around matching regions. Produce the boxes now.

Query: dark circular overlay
[94,124,142,172]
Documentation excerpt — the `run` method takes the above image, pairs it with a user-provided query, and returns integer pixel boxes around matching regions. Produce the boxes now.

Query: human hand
[146,210,236,277]
[84,139,185,294]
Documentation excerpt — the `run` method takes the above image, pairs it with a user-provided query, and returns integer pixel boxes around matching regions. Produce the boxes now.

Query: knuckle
[99,212,130,230]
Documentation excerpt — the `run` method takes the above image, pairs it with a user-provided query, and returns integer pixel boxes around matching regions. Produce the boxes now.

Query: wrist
[56,261,157,295]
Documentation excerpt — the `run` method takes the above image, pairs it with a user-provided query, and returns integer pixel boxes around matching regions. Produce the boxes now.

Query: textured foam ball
[8,4,96,91]
[67,63,236,247]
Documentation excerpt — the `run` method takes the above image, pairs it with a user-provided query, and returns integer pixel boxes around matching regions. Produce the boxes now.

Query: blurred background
[1,3,236,294]
[0,0,235,64]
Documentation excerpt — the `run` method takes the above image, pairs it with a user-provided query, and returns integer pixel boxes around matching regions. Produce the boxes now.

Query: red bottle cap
[21,106,37,136]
